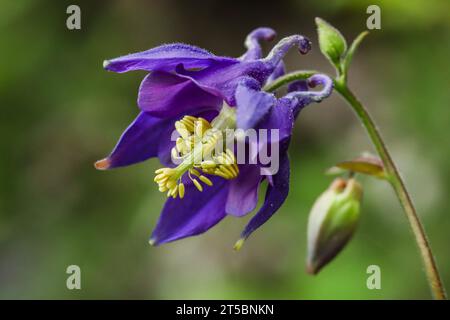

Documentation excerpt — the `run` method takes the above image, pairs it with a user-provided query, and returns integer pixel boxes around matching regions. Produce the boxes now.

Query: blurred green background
[1,0,449,299]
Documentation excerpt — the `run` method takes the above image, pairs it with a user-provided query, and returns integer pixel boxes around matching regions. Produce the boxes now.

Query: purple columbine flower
[95,28,332,247]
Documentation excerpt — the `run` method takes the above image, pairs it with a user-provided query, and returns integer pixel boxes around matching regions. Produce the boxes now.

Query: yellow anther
[200,168,215,175]
[218,166,235,179]
[200,160,217,169]
[154,176,168,184]
[199,117,211,127]
[213,171,228,179]
[187,135,195,144]
[166,180,177,189]
[231,164,239,175]
[233,238,245,251]
[171,148,179,160]
[214,155,226,165]
[154,113,239,199]
[181,116,197,130]
[194,117,211,137]
[176,137,185,154]
[189,168,201,177]
[193,179,203,192]
[178,183,185,199]
[175,121,190,139]
[225,149,236,162]
[199,175,213,186]
[194,121,205,138]
[184,115,197,122]
[170,185,178,197]
[180,118,195,132]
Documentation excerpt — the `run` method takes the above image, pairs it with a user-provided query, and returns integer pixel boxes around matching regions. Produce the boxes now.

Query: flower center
[154,105,239,199]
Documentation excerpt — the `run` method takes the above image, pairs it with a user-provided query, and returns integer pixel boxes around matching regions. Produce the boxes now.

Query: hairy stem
[334,81,446,300]
[265,72,447,300]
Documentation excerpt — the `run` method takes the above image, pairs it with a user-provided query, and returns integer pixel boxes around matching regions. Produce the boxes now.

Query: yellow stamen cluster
[199,149,239,179]
[154,115,239,199]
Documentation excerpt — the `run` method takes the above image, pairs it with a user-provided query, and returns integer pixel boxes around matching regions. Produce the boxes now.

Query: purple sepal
[239,152,290,240]
[104,43,237,73]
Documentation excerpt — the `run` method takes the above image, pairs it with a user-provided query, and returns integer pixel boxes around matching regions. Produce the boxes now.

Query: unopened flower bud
[306,178,362,274]
[315,17,347,70]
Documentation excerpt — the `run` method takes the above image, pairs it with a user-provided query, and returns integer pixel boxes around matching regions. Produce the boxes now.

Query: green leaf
[315,17,347,71]
[342,31,369,75]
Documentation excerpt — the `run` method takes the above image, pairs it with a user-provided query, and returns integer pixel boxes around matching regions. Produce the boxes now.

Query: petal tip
[266,33,276,42]
[256,27,276,41]
[306,256,323,275]
[314,17,325,26]
[299,38,312,55]
[149,238,157,246]
[94,158,111,170]
[306,262,319,275]
[103,60,111,69]
[233,238,245,251]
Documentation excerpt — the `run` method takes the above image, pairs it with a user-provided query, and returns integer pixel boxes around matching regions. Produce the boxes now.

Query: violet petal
[138,71,222,117]
[226,165,262,217]
[150,177,229,245]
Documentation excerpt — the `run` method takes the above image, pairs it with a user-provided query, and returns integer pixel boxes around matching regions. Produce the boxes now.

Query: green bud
[315,17,347,71]
[306,178,362,274]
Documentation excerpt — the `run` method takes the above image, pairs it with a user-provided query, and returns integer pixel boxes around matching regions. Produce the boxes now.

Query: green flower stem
[334,81,446,300]
[263,70,319,92]
[265,72,447,300]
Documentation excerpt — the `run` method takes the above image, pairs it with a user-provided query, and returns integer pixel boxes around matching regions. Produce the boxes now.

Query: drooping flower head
[96,28,332,247]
